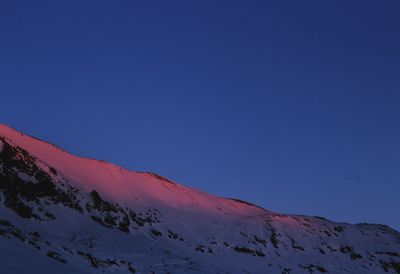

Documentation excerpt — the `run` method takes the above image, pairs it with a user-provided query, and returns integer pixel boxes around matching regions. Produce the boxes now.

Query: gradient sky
[1,1,399,230]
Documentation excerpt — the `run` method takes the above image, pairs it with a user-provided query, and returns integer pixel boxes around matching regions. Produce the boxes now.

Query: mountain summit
[0,124,399,274]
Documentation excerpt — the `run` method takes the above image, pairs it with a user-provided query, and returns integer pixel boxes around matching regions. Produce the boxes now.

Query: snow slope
[0,124,399,274]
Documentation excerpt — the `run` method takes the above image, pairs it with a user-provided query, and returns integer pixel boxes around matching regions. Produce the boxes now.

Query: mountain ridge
[0,124,399,273]
[0,123,269,216]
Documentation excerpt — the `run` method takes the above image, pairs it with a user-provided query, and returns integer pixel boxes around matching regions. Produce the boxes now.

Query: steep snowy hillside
[0,124,399,274]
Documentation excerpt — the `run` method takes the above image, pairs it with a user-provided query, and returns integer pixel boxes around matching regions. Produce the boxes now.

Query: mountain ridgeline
[0,124,399,274]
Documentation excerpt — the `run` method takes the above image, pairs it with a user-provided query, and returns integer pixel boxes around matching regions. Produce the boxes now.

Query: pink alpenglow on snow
[0,124,264,217]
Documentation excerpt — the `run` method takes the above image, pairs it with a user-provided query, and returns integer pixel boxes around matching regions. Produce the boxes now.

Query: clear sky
[1,1,399,230]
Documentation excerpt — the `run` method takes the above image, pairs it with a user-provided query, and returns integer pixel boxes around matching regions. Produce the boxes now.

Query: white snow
[0,123,399,274]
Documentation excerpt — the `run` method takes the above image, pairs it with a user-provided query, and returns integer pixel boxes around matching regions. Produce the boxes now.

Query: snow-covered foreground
[0,124,399,274]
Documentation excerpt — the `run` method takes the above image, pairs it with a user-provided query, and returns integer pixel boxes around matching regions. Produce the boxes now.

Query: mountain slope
[0,124,399,274]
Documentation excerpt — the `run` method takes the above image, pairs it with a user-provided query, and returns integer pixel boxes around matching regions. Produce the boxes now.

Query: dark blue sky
[1,1,399,230]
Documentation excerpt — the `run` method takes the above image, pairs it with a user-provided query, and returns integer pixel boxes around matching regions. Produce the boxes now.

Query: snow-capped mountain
[0,124,399,274]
